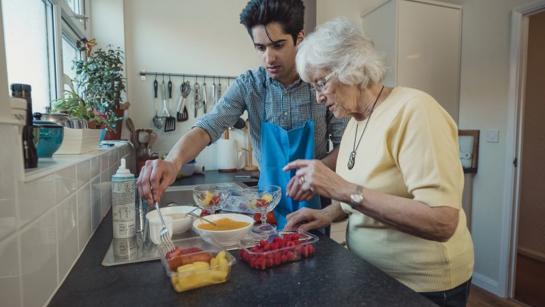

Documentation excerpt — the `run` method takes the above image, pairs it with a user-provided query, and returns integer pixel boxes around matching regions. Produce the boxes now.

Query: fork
[154,201,175,253]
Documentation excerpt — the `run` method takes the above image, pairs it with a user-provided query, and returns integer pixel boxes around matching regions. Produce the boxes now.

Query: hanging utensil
[177,81,190,122]
[152,75,164,129]
[202,77,208,114]
[161,76,176,132]
[212,77,217,108]
[194,80,201,118]
[217,79,222,102]
[167,75,173,99]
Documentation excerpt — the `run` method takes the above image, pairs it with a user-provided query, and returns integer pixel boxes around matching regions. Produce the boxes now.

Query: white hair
[296,17,386,88]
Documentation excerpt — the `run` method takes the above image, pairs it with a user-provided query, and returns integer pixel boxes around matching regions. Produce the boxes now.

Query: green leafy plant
[74,46,126,131]
[51,81,105,127]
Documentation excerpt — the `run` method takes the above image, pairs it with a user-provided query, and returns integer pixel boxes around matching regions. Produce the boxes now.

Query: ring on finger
[299,176,305,185]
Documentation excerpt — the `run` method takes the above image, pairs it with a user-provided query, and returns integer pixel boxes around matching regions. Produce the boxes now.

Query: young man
[137,0,347,228]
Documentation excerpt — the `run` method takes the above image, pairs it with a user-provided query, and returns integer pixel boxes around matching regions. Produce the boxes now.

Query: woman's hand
[284,207,334,232]
[136,159,178,205]
[285,175,315,201]
[283,159,348,200]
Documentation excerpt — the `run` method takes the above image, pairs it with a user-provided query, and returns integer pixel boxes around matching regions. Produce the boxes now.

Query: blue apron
[258,85,321,229]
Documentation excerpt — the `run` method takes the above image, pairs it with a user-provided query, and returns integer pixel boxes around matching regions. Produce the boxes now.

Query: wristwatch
[349,185,365,208]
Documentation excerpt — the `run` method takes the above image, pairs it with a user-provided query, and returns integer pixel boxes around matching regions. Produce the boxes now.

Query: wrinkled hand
[136,159,178,205]
[283,159,346,200]
[284,208,333,232]
[285,175,315,201]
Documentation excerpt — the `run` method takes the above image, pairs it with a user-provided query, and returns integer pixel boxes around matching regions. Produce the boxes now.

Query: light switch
[485,129,500,143]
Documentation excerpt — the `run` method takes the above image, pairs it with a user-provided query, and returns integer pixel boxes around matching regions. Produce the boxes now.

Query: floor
[514,253,545,306]
[329,222,531,307]
[468,286,527,307]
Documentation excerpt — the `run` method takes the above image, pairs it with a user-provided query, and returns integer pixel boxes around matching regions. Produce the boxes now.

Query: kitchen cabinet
[361,0,462,122]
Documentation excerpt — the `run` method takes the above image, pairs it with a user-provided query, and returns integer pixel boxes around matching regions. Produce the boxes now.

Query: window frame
[52,0,89,105]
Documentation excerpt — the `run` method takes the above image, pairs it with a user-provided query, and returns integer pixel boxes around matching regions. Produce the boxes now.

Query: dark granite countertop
[49,171,435,307]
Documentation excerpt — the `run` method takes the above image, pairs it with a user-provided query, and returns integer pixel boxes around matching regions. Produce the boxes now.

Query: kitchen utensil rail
[140,71,236,81]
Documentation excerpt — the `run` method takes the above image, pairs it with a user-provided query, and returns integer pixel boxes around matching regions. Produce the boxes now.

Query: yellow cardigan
[337,87,474,292]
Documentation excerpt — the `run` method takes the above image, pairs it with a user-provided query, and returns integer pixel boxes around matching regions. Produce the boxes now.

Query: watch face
[350,193,363,205]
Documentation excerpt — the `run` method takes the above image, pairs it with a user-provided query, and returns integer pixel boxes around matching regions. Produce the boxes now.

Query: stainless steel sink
[160,181,248,207]
[103,181,250,267]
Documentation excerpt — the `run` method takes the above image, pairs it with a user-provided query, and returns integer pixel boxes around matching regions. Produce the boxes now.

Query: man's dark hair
[240,0,305,43]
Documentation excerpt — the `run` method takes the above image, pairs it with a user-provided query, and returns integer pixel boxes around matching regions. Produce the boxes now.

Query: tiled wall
[0,123,133,307]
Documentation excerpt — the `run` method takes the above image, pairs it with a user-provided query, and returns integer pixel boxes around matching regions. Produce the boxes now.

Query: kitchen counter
[49,170,435,306]
[49,213,434,306]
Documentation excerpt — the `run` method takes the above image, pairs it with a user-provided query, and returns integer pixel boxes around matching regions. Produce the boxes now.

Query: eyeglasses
[310,71,335,93]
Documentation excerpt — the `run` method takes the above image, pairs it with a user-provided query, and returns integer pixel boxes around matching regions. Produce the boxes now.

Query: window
[64,0,83,16]
[60,0,87,93]
[62,0,86,33]
[1,0,88,112]
[62,35,79,83]
[2,0,55,113]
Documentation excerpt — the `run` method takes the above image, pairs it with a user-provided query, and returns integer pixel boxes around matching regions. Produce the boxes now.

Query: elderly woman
[283,18,474,307]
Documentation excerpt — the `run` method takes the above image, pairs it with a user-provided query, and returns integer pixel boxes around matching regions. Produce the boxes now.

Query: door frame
[503,0,545,298]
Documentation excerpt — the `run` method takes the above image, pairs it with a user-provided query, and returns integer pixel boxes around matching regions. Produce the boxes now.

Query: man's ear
[295,31,305,46]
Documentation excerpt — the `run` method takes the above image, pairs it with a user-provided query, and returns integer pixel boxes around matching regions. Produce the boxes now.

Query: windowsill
[23,141,131,182]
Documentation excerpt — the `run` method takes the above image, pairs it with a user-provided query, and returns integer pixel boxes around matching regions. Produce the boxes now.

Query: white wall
[90,0,125,51]
[317,0,535,296]
[123,0,261,169]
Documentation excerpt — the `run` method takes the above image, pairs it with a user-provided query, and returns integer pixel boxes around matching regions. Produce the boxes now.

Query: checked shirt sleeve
[193,77,248,144]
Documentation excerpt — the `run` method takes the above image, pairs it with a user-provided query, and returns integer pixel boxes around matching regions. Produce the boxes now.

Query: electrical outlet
[485,129,500,143]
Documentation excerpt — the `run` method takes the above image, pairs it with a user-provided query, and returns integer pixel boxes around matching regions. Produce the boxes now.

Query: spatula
[177,82,190,122]
[161,78,176,132]
[152,76,164,129]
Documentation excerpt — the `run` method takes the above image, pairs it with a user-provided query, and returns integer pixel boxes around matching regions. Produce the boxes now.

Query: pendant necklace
[347,85,385,170]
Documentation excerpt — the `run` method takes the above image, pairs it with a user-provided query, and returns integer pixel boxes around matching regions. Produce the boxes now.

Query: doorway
[512,9,545,306]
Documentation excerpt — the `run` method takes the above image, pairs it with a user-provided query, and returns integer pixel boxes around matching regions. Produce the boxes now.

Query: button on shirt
[194,67,348,165]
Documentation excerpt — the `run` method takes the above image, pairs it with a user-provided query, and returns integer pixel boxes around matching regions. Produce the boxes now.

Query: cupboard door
[397,0,461,121]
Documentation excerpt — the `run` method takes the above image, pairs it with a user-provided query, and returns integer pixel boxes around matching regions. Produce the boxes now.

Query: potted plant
[51,80,105,128]
[74,44,127,139]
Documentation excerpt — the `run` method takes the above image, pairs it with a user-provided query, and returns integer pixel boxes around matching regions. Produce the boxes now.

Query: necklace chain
[347,86,385,170]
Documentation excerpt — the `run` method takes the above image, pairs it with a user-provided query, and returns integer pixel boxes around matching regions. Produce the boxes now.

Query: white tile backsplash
[100,171,112,220]
[0,166,17,241]
[77,183,92,250]
[0,235,22,307]
[100,153,109,172]
[21,209,57,307]
[55,166,76,202]
[0,125,131,307]
[18,174,56,227]
[56,194,78,282]
[76,159,91,188]
[91,176,102,232]
[90,156,100,179]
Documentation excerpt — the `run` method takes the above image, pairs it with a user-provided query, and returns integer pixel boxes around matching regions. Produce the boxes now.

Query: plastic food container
[160,237,236,293]
[239,231,318,270]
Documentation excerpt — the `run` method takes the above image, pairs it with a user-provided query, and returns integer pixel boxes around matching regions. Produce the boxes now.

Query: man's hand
[136,159,178,205]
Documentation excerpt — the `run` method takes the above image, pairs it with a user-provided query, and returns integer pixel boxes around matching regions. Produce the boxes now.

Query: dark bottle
[11,83,38,169]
